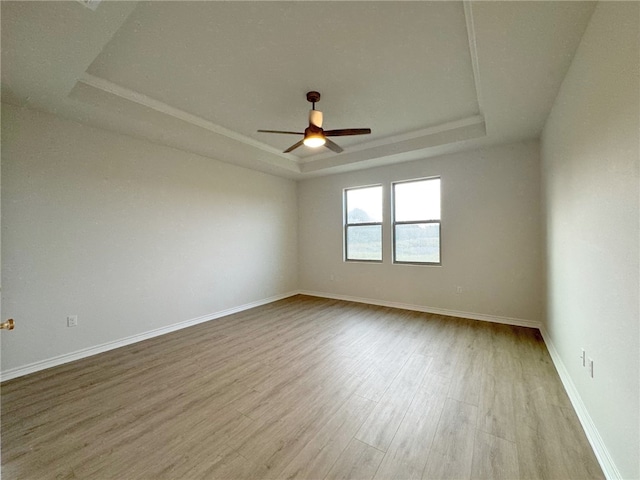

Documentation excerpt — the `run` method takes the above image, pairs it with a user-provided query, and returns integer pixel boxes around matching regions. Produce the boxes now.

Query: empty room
[1,1,638,479]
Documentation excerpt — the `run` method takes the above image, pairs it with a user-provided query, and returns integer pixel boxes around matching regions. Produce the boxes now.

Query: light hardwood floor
[1,295,604,479]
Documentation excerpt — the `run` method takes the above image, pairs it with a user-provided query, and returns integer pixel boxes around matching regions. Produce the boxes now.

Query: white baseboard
[298,290,541,329]
[539,327,621,480]
[0,291,298,382]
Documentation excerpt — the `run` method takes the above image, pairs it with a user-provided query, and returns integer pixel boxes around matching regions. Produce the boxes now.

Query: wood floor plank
[229,368,366,477]
[1,295,604,480]
[355,353,431,451]
[515,399,604,480]
[422,317,461,377]
[353,331,422,402]
[373,373,450,480]
[278,393,375,480]
[471,430,520,480]
[324,438,384,480]
[422,397,478,480]
[447,342,486,406]
[477,372,517,442]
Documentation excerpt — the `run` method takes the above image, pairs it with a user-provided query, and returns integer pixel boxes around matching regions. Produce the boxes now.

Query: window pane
[347,225,382,261]
[394,223,440,263]
[394,179,440,222]
[346,186,383,223]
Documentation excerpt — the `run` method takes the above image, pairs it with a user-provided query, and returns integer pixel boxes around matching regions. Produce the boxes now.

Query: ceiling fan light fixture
[303,134,326,148]
[258,91,370,154]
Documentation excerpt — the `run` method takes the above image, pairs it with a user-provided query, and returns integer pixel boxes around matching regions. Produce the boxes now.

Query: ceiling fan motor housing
[304,124,324,139]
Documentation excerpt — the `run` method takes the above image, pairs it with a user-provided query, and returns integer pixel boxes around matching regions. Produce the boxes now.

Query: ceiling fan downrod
[306,91,321,110]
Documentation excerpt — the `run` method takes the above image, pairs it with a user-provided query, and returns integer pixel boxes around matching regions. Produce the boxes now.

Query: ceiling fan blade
[283,139,305,153]
[324,128,372,137]
[258,130,304,135]
[324,138,344,153]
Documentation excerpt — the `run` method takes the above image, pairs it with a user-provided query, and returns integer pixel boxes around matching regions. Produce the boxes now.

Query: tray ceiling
[1,1,596,178]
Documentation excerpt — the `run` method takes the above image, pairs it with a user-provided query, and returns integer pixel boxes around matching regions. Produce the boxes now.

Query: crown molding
[79,73,292,160]
[463,1,485,119]
[301,115,486,173]
[300,115,485,165]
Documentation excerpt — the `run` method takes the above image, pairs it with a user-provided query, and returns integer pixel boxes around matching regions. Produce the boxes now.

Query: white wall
[541,2,639,479]
[298,141,542,324]
[1,104,298,375]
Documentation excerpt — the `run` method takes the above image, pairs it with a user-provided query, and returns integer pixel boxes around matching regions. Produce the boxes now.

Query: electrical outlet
[456,286,463,294]
[589,358,594,378]
[67,315,78,327]
[581,349,586,367]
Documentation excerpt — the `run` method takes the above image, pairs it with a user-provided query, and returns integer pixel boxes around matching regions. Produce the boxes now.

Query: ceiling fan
[258,91,371,154]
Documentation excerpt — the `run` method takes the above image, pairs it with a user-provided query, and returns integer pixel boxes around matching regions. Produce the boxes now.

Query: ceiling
[1,1,596,179]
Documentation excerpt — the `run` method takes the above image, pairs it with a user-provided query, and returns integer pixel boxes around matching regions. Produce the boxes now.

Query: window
[392,177,441,265]
[344,185,383,262]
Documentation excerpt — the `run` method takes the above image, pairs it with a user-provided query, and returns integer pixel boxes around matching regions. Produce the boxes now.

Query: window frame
[343,184,384,263]
[391,177,442,266]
